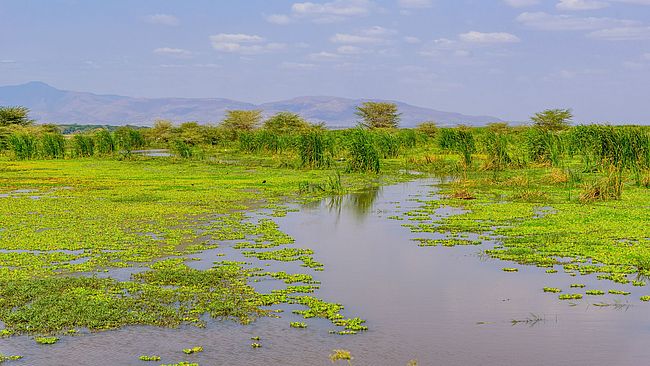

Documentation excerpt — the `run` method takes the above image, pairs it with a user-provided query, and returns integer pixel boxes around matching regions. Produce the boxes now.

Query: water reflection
[322,186,381,222]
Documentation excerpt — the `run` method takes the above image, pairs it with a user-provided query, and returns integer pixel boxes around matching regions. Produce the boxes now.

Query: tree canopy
[355,102,401,129]
[0,106,34,127]
[531,109,573,131]
[263,112,310,134]
[221,110,263,132]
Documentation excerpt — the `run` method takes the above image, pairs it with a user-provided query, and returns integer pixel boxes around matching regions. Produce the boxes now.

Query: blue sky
[1,0,649,122]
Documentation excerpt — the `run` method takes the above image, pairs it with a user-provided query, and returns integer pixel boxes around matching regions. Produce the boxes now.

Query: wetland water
[2,179,650,365]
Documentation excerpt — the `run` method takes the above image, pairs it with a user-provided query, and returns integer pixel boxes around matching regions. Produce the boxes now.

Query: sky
[1,0,649,123]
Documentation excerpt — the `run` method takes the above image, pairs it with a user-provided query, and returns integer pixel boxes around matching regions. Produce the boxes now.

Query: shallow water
[1,179,650,365]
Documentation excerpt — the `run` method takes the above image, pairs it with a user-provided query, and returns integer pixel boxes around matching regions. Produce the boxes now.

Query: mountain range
[0,81,502,128]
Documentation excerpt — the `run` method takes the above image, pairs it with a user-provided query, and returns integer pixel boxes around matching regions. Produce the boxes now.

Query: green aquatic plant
[570,284,586,288]
[543,287,561,293]
[35,336,59,344]
[559,294,583,300]
[251,343,262,348]
[608,290,631,295]
[586,290,605,296]
[502,268,518,272]
[329,349,353,365]
[290,321,307,328]
[182,346,203,355]
[641,296,650,302]
[139,355,161,361]
[0,354,22,363]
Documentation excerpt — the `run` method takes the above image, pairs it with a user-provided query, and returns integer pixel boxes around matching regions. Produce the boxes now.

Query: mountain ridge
[0,82,502,127]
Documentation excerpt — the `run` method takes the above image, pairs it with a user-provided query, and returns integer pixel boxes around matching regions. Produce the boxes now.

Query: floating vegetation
[0,354,22,363]
[570,284,586,288]
[329,349,353,365]
[139,355,161,361]
[511,313,545,326]
[35,336,59,344]
[641,296,650,302]
[251,343,262,348]
[545,269,558,274]
[412,238,481,247]
[182,347,203,355]
[586,290,605,296]
[608,290,631,295]
[290,321,307,328]
[502,268,518,272]
[559,294,583,300]
[633,281,647,287]
[543,287,561,293]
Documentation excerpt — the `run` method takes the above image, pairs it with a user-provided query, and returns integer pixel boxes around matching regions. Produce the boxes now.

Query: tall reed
[8,132,37,160]
[39,132,65,159]
[298,129,332,168]
[346,128,380,173]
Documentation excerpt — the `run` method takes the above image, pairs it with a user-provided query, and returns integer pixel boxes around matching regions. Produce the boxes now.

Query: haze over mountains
[0,82,502,128]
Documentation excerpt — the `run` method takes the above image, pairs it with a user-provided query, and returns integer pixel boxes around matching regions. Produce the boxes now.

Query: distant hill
[0,82,502,127]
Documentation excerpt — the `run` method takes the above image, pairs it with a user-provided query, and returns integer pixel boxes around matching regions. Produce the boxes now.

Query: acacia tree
[263,112,310,134]
[531,109,573,131]
[221,110,262,132]
[355,102,401,129]
[0,106,34,127]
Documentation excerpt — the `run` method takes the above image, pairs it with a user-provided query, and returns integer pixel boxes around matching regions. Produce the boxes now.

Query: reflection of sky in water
[2,179,650,366]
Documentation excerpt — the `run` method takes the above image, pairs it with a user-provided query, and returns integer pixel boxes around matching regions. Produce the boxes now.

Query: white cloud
[210,34,286,54]
[153,47,192,58]
[516,12,639,31]
[361,26,397,36]
[503,0,540,7]
[280,61,318,70]
[588,26,650,40]
[556,0,610,10]
[398,0,433,8]
[266,14,292,25]
[144,14,179,26]
[290,0,373,22]
[337,45,365,54]
[459,31,521,43]
[404,36,422,44]
[330,26,396,45]
[331,33,383,44]
[308,51,343,61]
[210,34,264,43]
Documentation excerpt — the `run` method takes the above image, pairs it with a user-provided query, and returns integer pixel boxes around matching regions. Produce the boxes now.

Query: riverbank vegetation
[1,103,649,352]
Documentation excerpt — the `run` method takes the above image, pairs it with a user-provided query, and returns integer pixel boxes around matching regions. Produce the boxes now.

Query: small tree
[355,102,400,129]
[531,109,572,131]
[417,121,438,137]
[263,112,310,134]
[149,119,174,144]
[0,106,34,127]
[222,110,262,132]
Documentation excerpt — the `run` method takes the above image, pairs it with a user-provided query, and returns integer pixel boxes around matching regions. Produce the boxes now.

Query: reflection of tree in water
[326,186,381,221]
